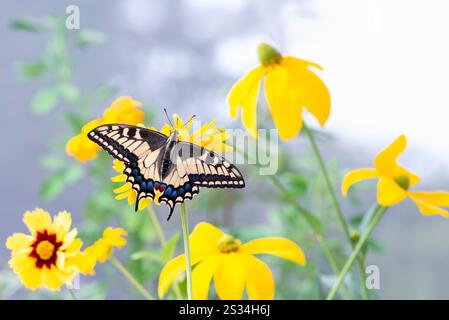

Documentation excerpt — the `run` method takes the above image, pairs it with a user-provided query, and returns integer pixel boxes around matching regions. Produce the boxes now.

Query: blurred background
[1,0,449,299]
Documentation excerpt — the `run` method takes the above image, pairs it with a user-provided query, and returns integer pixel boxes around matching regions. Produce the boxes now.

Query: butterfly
[88,124,245,220]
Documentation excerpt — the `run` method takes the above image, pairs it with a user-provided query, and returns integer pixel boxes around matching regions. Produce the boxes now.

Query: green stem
[68,288,78,300]
[236,146,351,299]
[180,203,193,300]
[303,123,368,299]
[327,205,388,300]
[147,206,183,300]
[109,254,154,300]
[147,205,167,245]
[269,174,352,299]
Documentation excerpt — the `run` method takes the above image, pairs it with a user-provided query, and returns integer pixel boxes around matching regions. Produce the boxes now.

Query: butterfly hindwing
[174,142,245,188]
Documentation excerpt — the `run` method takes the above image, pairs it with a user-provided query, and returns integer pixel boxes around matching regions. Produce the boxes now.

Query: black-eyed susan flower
[158,222,306,300]
[227,43,330,141]
[66,96,144,162]
[5,208,94,291]
[111,115,232,211]
[342,135,449,217]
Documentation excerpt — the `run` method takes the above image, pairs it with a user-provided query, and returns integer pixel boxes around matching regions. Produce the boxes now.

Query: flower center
[393,175,410,190]
[258,43,282,67]
[218,234,241,254]
[36,240,55,261]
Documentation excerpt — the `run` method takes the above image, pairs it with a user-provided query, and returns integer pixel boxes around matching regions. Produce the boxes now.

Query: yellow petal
[113,160,125,173]
[6,233,33,252]
[264,65,303,140]
[189,222,224,258]
[227,65,265,138]
[111,174,127,183]
[374,135,407,177]
[282,57,331,127]
[172,114,185,130]
[11,257,44,290]
[52,210,72,235]
[127,189,137,205]
[341,168,379,197]
[158,254,202,299]
[213,253,246,300]
[23,208,52,235]
[138,198,152,211]
[408,191,449,217]
[377,178,407,206]
[241,237,306,265]
[192,254,223,300]
[113,183,132,194]
[243,255,274,300]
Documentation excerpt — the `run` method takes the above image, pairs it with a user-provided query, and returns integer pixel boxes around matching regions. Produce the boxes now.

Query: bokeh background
[1,0,449,299]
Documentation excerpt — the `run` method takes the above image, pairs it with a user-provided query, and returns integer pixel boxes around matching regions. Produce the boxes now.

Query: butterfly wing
[88,124,168,163]
[89,125,245,220]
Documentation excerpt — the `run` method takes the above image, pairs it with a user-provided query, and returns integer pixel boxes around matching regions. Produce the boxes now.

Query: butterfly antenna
[163,108,174,127]
[185,115,196,128]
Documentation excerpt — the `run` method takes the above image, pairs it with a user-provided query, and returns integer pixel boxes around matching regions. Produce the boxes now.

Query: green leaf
[40,172,65,200]
[58,83,79,103]
[16,61,47,78]
[302,210,324,235]
[94,84,119,100]
[65,165,84,183]
[31,88,59,114]
[64,111,85,132]
[161,233,181,262]
[75,29,107,47]
[10,19,40,32]
[39,155,65,170]
[130,250,164,263]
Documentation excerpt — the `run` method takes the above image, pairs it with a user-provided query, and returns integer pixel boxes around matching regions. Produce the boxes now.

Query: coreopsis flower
[112,115,232,211]
[66,96,144,162]
[342,135,449,217]
[158,222,306,300]
[5,208,94,291]
[227,43,330,140]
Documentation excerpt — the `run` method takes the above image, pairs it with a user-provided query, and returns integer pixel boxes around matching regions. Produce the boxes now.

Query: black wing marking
[88,124,168,163]
[174,142,245,189]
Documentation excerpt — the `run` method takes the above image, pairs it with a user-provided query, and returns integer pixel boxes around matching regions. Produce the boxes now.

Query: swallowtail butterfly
[88,124,245,220]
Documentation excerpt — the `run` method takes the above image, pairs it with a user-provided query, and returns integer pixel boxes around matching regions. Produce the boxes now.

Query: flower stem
[68,288,78,300]
[235,146,351,299]
[269,174,352,299]
[180,203,193,300]
[109,254,154,300]
[147,205,167,245]
[303,123,368,298]
[326,205,388,300]
[147,206,183,300]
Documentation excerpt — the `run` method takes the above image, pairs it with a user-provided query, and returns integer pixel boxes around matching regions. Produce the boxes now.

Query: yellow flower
[5,208,93,291]
[227,43,330,141]
[342,135,449,217]
[89,227,127,263]
[158,222,306,300]
[66,96,144,163]
[112,115,232,211]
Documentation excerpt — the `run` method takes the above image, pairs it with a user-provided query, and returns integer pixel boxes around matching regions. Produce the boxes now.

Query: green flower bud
[258,43,282,66]
[394,175,410,190]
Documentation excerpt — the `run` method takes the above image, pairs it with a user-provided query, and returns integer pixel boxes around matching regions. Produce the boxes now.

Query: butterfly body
[88,124,245,220]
